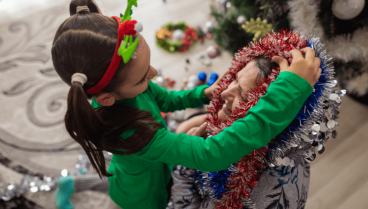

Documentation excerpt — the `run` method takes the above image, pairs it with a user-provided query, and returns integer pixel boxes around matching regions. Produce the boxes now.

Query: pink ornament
[207,46,218,58]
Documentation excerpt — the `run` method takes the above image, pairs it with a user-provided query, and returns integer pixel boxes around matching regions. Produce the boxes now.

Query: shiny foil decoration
[1,175,57,201]
[0,149,113,201]
[195,30,344,209]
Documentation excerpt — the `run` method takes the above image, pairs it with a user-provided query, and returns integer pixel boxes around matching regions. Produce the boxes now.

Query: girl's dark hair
[254,57,278,83]
[52,0,160,178]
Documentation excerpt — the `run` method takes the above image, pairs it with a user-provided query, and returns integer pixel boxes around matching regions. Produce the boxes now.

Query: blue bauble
[198,71,207,82]
[207,78,216,86]
[210,72,219,80]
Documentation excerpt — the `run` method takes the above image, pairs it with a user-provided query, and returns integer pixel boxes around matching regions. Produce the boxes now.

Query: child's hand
[272,47,322,87]
[186,122,208,137]
[204,70,229,100]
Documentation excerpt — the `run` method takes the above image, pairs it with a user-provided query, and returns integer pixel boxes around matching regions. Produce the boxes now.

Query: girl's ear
[96,93,116,106]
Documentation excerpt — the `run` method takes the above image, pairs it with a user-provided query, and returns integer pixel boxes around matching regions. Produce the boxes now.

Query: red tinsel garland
[213,70,278,209]
[216,147,268,208]
[205,30,307,209]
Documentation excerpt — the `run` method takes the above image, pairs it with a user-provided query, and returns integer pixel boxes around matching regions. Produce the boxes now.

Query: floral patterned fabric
[171,159,310,209]
[171,165,201,209]
[248,159,310,209]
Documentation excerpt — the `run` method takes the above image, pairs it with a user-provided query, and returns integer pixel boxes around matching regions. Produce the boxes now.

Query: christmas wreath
[195,30,345,209]
[155,22,198,53]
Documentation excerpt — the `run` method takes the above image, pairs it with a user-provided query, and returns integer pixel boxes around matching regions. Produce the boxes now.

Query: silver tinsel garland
[0,148,112,202]
[265,35,345,167]
[1,175,57,201]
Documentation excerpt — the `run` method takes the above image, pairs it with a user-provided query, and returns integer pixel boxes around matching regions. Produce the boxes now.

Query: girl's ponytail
[65,81,110,177]
[65,81,161,178]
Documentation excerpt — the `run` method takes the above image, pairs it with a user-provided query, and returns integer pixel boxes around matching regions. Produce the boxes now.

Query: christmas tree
[210,0,290,54]
[288,0,368,103]
[211,0,368,103]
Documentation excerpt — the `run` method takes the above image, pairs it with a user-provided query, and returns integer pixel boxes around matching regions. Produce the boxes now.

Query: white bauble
[153,76,165,87]
[188,75,199,86]
[237,15,246,24]
[205,21,214,30]
[332,0,365,20]
[187,82,197,90]
[173,29,184,41]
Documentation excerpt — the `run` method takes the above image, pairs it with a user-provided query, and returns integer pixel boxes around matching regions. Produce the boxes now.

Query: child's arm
[133,71,313,172]
[147,81,210,113]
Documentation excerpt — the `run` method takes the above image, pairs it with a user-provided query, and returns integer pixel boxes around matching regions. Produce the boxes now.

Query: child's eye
[138,77,147,84]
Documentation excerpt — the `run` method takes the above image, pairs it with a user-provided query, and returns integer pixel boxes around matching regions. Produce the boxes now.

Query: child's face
[116,33,158,99]
[217,60,258,121]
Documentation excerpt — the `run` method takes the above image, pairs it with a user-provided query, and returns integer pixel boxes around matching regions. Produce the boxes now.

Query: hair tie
[76,5,90,13]
[71,73,88,86]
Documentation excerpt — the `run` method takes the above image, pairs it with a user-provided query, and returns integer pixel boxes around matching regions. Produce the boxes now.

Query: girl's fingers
[202,127,209,138]
[289,49,304,60]
[214,69,229,86]
[300,47,316,61]
[314,57,321,70]
[316,68,322,80]
[192,122,207,136]
[186,128,197,135]
[272,56,289,72]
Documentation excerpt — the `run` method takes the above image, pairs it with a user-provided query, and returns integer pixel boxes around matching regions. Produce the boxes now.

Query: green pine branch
[210,0,290,53]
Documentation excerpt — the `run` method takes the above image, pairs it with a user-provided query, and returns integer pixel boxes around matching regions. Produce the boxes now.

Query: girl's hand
[204,70,229,100]
[186,122,208,137]
[272,47,322,87]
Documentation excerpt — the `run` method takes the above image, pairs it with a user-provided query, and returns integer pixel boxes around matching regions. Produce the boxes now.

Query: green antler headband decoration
[86,0,143,94]
[121,0,137,22]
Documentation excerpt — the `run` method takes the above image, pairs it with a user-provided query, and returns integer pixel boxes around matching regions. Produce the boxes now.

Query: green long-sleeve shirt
[91,71,313,209]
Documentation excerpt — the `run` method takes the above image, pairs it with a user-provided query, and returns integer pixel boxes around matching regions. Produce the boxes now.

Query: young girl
[51,0,320,208]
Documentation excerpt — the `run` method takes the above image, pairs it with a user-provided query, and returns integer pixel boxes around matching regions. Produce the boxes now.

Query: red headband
[86,16,139,95]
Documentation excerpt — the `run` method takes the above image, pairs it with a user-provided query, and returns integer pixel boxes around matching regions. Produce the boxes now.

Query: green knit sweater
[91,71,313,209]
